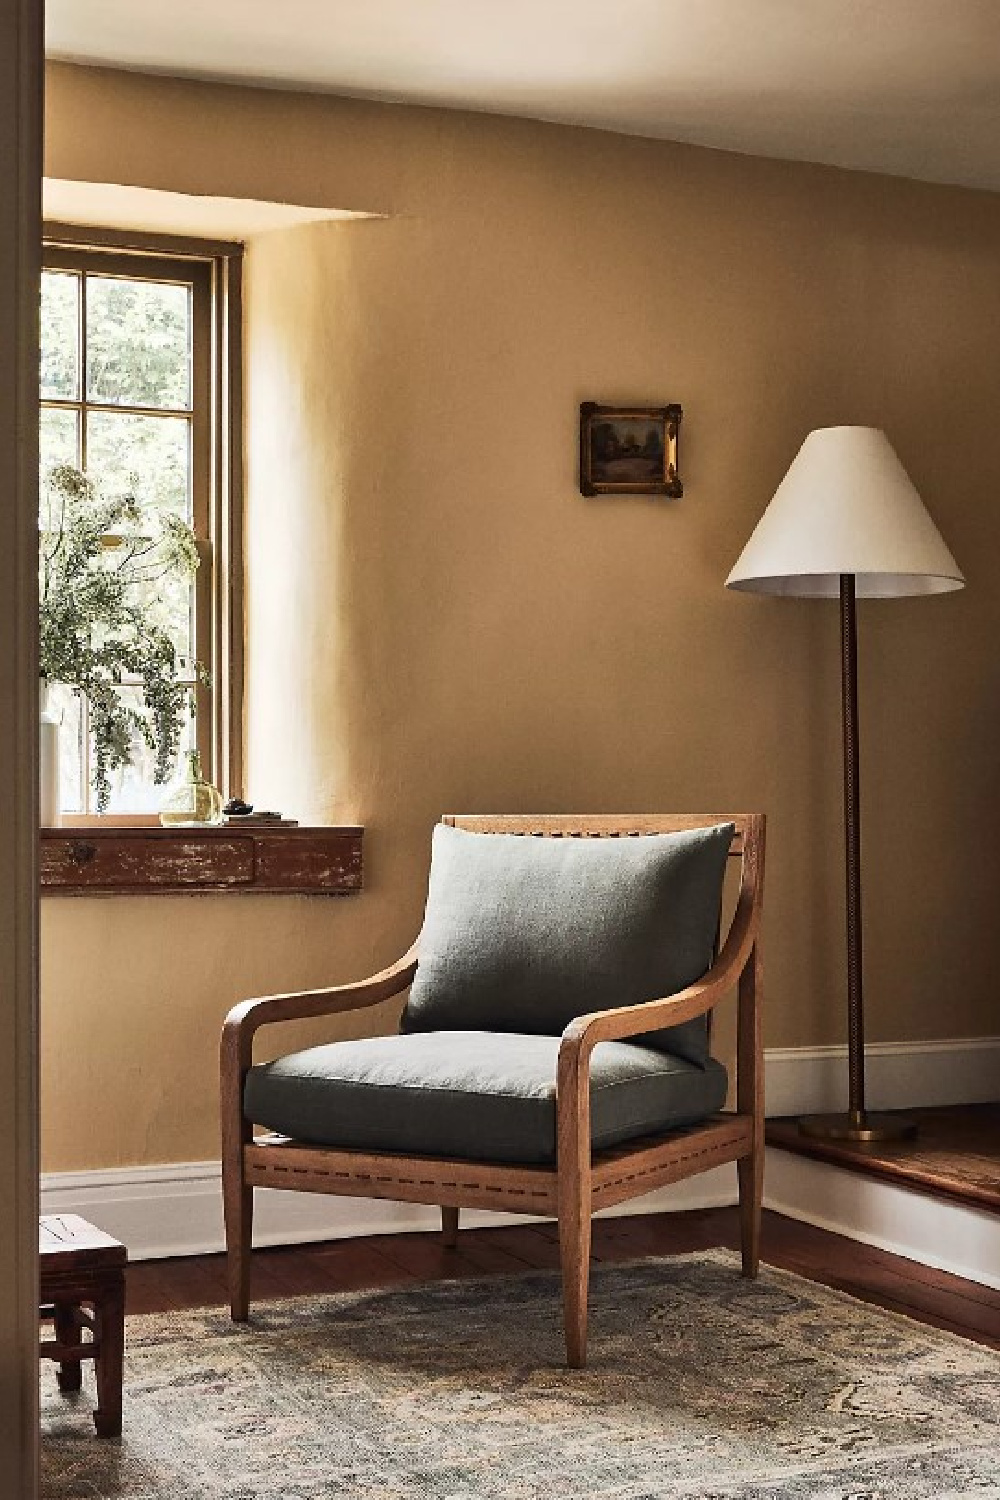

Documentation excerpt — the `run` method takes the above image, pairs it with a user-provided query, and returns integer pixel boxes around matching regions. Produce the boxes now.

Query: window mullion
[79,270,88,471]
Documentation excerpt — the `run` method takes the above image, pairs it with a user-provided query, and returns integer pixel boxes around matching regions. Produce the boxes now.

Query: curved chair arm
[221,942,420,1076]
[556,876,761,1130]
[219,940,419,1323]
[562,891,759,1059]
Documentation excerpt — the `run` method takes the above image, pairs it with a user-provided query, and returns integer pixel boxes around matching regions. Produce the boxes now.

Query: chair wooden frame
[221,813,765,1367]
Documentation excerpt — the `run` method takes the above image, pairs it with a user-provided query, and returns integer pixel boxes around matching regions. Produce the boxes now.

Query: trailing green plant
[39,463,206,812]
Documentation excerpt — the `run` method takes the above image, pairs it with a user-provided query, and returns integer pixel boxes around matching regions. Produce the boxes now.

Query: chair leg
[223,1155,253,1321]
[737,1148,762,1278]
[440,1206,459,1248]
[558,1189,592,1369]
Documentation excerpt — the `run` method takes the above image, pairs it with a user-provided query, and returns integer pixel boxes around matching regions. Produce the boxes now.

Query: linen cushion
[402,822,734,1065]
[244,1032,729,1166]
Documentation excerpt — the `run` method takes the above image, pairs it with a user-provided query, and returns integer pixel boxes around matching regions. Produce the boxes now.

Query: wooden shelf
[40,824,363,896]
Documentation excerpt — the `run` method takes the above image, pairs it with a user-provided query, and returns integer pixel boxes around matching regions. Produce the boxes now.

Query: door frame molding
[0,0,43,1489]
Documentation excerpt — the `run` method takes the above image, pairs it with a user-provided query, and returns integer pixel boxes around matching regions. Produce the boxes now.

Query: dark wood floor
[767,1103,1000,1214]
[127,1207,1000,1350]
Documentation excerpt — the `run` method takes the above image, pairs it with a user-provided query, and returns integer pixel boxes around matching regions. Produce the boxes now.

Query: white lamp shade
[726,426,965,598]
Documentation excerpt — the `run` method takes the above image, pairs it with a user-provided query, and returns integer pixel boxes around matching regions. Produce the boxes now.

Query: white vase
[40,680,61,827]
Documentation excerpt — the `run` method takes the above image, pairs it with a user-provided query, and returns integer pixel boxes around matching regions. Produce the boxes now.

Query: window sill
[40,824,363,896]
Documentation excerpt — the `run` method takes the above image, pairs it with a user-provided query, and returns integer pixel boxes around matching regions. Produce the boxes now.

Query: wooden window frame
[41,223,245,818]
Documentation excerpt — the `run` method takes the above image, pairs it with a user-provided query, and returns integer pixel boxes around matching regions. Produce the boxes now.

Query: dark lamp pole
[797,577,916,1143]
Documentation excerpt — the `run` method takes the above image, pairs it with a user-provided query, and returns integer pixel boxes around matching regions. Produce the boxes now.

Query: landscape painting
[579,403,682,497]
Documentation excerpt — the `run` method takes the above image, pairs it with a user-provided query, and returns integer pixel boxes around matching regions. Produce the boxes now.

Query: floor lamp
[727,427,964,1143]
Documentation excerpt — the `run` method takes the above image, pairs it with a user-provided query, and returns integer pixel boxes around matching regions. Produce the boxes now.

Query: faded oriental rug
[41,1250,1000,1499]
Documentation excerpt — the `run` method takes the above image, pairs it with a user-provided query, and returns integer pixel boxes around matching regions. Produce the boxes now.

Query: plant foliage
[39,464,205,812]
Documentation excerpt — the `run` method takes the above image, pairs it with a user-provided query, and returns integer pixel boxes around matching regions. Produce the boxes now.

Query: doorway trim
[0,0,43,1489]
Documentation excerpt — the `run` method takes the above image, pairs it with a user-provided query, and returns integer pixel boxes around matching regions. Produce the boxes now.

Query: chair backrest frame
[444,813,753,857]
[443,815,760,899]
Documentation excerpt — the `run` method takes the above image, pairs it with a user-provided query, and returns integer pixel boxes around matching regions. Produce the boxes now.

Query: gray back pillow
[402,822,735,1065]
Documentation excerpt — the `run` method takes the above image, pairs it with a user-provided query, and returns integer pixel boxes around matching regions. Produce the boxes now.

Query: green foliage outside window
[39,464,205,813]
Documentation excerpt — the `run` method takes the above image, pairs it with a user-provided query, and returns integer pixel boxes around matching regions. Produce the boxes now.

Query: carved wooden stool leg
[92,1277,125,1438]
[54,1301,82,1392]
[440,1206,459,1248]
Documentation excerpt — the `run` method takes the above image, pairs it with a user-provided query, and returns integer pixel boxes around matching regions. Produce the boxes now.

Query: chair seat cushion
[244,1032,729,1166]
[402,823,735,1066]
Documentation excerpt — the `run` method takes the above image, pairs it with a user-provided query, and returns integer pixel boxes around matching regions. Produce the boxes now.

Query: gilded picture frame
[579,402,683,497]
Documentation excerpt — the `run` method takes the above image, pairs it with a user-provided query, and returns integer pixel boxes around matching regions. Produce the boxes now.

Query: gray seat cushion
[244,1031,729,1166]
[402,823,734,1065]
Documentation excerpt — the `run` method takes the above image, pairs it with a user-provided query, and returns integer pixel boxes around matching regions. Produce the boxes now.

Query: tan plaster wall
[41,63,1000,1172]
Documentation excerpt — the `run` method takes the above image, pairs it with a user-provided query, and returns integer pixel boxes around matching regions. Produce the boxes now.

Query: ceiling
[46,0,1000,192]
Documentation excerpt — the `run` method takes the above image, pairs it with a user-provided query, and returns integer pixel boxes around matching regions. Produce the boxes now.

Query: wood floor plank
[479,1225,563,1269]
[376,1236,488,1280]
[750,1215,1000,1346]
[291,1241,417,1292]
[126,1263,201,1315]
[766,1242,1000,1338]
[449,1235,547,1275]
[589,1211,726,1259]
[785,1221,1000,1308]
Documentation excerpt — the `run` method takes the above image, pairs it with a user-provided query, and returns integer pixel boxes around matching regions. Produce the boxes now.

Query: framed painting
[579,403,683,497]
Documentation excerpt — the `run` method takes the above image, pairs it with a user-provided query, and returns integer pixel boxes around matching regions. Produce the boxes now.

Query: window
[39,234,243,816]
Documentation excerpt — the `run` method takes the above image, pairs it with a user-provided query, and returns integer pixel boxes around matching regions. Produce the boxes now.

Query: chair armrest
[221,943,420,1075]
[562,953,737,1055]
[560,876,759,1060]
[555,879,761,1154]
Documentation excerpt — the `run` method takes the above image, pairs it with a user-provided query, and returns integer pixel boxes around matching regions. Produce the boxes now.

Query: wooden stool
[40,1214,127,1438]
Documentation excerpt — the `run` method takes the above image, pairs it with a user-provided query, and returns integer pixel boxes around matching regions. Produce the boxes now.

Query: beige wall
[42,63,1000,1174]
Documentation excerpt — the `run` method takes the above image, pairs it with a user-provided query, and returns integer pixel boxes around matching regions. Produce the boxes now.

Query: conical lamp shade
[726,426,964,598]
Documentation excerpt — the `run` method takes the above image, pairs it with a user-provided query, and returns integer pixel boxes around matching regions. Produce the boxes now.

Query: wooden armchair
[221,813,765,1367]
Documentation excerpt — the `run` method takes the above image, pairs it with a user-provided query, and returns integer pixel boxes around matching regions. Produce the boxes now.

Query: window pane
[83,408,197,806]
[108,551,196,662]
[149,568,196,662]
[96,684,197,814]
[39,407,80,488]
[85,410,192,521]
[49,683,84,815]
[40,271,80,400]
[86,275,192,410]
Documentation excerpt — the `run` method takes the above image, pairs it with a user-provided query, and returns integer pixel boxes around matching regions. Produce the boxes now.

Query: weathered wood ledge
[40,825,363,896]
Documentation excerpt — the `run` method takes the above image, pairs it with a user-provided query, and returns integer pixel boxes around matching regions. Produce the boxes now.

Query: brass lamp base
[798,1111,918,1144]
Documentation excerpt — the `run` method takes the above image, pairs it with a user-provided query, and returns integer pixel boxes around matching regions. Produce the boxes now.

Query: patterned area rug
[41,1250,1000,1499]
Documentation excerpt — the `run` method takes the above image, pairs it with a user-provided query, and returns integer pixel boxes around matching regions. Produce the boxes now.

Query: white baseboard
[764,1035,1000,1117]
[41,1035,998,1267]
[40,1159,737,1262]
[766,1147,1000,1292]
